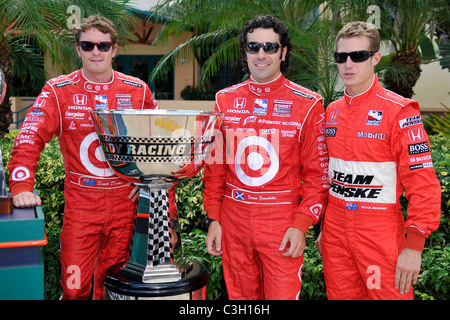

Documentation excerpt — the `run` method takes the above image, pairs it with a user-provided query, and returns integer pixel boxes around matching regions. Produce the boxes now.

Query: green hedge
[1,130,448,300]
[180,85,217,100]
[1,130,65,299]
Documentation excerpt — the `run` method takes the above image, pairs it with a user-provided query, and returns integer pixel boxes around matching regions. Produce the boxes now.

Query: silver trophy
[91,109,222,284]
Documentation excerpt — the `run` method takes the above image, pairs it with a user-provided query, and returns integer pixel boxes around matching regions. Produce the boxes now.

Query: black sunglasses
[79,41,113,52]
[245,42,281,54]
[334,50,375,63]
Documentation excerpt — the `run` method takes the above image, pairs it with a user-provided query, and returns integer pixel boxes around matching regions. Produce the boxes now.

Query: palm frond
[9,38,46,93]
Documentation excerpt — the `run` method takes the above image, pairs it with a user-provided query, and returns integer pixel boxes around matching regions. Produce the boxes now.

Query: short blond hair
[336,21,380,52]
[75,15,118,45]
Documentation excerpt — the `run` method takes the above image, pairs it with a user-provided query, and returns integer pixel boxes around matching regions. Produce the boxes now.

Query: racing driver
[316,21,441,299]
[8,15,158,299]
[203,15,329,300]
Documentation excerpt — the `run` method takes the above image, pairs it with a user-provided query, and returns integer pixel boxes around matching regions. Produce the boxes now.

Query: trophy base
[120,258,194,283]
[0,196,13,214]
[104,260,208,300]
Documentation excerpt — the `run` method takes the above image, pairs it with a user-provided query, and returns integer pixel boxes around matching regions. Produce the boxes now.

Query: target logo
[234,136,279,186]
[80,132,114,177]
[11,167,31,181]
[309,204,323,219]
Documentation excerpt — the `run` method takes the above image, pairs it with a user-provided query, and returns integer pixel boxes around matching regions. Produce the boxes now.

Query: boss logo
[408,142,429,155]
[326,127,337,137]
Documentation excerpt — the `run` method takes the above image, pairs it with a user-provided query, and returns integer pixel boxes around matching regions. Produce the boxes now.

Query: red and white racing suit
[8,69,158,299]
[203,74,329,299]
[321,76,441,300]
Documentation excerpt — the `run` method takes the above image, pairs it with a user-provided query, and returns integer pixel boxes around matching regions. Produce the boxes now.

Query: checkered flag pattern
[101,135,209,144]
[147,189,173,266]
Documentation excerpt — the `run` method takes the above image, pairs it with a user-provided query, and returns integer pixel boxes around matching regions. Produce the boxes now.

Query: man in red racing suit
[8,16,158,299]
[317,22,441,300]
[203,16,329,300]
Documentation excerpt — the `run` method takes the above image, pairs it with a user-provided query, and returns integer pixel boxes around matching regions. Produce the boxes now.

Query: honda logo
[233,98,246,109]
[34,99,46,108]
[73,94,88,105]
[329,109,340,121]
[408,127,424,142]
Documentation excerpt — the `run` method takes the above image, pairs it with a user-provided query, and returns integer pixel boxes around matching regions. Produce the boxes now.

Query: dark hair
[239,15,291,74]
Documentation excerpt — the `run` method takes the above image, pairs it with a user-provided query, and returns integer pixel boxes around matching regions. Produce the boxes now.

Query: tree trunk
[0,40,14,140]
[383,49,422,99]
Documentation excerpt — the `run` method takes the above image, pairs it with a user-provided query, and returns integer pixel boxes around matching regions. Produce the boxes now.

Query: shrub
[424,104,450,135]
[180,85,216,100]
[181,229,227,300]
[1,130,65,300]
[414,245,450,300]
[415,133,449,300]
[301,235,327,300]
[1,130,448,300]
[427,134,450,247]
[175,171,207,233]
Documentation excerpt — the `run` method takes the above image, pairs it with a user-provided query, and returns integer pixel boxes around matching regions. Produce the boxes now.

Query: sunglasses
[79,41,113,52]
[333,50,375,63]
[245,42,281,54]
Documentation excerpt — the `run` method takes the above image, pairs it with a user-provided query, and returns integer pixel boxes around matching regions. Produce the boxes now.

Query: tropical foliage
[0,0,136,139]
[1,126,449,300]
[150,0,343,106]
[425,104,450,135]
[149,0,448,104]
[1,0,449,300]
[343,0,448,98]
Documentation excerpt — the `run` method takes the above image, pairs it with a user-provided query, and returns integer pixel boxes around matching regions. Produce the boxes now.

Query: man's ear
[372,51,382,67]
[112,43,117,59]
[75,44,81,58]
[280,45,288,61]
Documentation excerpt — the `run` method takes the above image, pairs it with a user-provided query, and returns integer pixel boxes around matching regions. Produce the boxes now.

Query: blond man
[316,21,441,300]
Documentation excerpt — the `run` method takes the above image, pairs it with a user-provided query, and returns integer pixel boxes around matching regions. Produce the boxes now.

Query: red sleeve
[292,98,329,233]
[142,84,158,110]
[392,102,441,251]
[8,84,61,196]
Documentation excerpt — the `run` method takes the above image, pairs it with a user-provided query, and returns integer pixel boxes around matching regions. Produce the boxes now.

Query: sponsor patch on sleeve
[326,127,337,137]
[398,115,422,128]
[408,142,429,155]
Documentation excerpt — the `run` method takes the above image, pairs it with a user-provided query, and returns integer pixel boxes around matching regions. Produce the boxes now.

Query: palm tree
[150,0,344,106]
[150,0,448,103]
[149,0,249,86]
[342,0,447,98]
[434,1,450,72]
[0,0,136,139]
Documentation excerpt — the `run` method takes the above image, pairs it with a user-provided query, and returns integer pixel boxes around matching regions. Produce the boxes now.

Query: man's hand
[279,227,306,258]
[13,191,41,208]
[395,247,422,295]
[127,182,140,202]
[205,221,223,256]
[315,230,323,255]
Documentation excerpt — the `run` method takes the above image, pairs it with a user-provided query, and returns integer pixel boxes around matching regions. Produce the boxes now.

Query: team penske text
[330,170,382,199]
